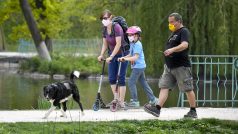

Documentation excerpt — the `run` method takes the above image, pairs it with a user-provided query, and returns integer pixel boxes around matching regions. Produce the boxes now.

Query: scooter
[92,59,109,111]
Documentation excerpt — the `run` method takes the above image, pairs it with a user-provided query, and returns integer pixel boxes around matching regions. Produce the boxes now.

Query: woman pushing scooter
[97,10,129,110]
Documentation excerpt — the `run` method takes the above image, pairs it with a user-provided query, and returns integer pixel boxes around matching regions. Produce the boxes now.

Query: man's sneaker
[184,110,198,118]
[149,98,159,106]
[143,103,160,117]
[127,99,140,108]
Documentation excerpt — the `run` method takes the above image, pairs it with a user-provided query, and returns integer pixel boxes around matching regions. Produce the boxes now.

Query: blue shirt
[129,41,146,69]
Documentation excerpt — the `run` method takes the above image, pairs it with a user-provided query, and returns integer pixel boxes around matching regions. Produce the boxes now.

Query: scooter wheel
[93,103,100,111]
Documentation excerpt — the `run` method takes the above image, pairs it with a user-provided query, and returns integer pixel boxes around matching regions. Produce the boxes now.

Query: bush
[19,54,101,77]
[29,57,41,72]
[38,60,50,74]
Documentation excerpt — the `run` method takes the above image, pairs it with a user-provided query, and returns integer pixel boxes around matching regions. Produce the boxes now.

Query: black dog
[43,71,84,119]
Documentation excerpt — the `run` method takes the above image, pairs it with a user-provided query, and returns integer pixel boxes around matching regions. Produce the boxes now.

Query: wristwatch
[110,55,114,58]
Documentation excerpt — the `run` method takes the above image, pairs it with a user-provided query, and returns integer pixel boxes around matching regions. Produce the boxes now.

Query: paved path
[0,108,237,122]
[0,52,37,58]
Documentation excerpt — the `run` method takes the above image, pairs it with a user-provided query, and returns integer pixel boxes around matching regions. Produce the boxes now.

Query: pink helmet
[126,26,142,34]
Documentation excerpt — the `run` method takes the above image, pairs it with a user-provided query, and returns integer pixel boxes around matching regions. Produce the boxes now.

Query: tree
[1,0,238,76]
[0,0,95,52]
[35,0,52,52]
[19,0,51,61]
[0,26,6,51]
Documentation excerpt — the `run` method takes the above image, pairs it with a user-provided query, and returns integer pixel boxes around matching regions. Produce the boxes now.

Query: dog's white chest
[49,100,54,103]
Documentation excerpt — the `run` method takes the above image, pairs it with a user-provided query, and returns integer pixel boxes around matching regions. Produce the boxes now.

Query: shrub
[38,60,50,74]
[29,57,41,72]
[19,54,101,77]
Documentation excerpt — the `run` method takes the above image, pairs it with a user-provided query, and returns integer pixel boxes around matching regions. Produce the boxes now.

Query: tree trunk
[45,35,53,52]
[19,0,51,61]
[0,28,3,51]
[0,25,5,51]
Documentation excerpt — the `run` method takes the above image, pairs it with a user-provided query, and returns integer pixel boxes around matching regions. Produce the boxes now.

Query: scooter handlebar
[118,58,125,62]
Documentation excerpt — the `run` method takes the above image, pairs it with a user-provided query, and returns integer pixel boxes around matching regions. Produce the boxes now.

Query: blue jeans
[128,68,156,102]
[108,54,128,86]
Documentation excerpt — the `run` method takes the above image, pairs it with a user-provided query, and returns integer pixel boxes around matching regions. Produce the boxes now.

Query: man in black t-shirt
[144,13,197,118]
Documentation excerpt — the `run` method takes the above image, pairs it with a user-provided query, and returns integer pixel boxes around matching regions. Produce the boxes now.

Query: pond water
[0,71,180,110]
[1,71,236,110]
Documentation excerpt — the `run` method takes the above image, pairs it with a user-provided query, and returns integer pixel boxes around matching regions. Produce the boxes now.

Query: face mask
[102,19,111,26]
[128,36,134,42]
[169,23,176,32]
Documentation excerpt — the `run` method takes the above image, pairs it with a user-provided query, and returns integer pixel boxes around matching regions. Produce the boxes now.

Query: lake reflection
[0,71,181,110]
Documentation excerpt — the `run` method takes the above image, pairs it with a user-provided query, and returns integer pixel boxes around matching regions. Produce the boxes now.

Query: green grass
[0,119,237,134]
[37,97,51,110]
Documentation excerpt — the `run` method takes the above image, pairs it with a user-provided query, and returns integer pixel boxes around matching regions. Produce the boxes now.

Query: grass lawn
[0,119,237,134]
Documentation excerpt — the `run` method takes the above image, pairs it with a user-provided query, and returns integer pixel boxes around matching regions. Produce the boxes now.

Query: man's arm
[164,41,188,56]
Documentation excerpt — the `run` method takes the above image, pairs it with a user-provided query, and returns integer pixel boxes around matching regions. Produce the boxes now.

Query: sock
[114,93,118,100]
[190,107,196,112]
[156,105,161,110]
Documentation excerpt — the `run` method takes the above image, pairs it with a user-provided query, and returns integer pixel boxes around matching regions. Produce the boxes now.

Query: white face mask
[102,19,111,26]
[128,36,134,42]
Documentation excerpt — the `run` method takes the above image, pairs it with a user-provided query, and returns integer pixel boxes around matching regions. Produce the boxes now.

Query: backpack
[103,16,130,53]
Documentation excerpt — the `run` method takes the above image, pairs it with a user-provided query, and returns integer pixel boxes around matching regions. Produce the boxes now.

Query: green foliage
[0,0,95,42]
[30,57,41,72]
[20,57,41,72]
[1,0,238,76]
[34,0,95,39]
[37,97,50,109]
[0,119,237,133]
[104,0,238,76]
[19,54,101,77]
[0,1,21,25]
[38,60,50,74]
